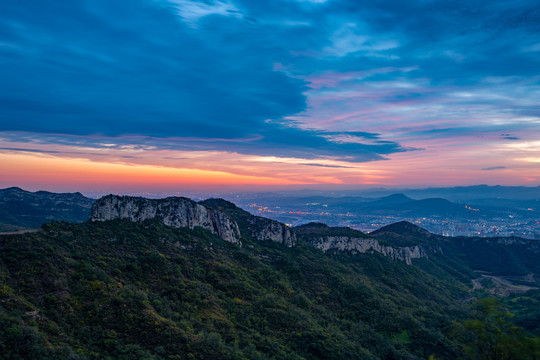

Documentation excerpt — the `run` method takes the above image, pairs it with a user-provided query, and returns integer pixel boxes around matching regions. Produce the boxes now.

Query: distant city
[83,185,540,240]
[228,187,540,240]
[241,202,540,240]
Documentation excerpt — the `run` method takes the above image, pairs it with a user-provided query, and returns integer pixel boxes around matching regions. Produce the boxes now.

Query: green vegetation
[1,218,539,359]
[0,187,93,231]
[294,222,370,238]
[454,298,540,359]
[447,236,540,277]
[506,290,540,334]
[370,221,437,247]
[0,219,471,359]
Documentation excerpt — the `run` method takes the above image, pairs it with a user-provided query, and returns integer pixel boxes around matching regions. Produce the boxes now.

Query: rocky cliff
[308,236,428,265]
[247,216,296,247]
[89,195,241,245]
[198,198,296,247]
[294,223,430,264]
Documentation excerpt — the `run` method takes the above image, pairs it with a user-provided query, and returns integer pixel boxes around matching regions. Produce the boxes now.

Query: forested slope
[0,220,469,359]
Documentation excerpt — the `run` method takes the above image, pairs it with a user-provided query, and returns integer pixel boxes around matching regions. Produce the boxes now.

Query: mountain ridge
[0,187,94,231]
[91,195,296,247]
[0,218,471,359]
[1,191,540,358]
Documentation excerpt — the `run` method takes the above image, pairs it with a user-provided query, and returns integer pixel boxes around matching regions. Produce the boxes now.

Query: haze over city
[1,1,539,194]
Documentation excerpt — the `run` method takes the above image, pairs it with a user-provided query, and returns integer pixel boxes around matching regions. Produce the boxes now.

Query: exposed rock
[199,198,296,247]
[89,195,241,245]
[308,236,428,265]
[294,222,427,264]
[247,216,296,247]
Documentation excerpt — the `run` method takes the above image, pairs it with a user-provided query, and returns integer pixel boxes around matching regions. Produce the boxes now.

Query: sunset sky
[1,0,539,194]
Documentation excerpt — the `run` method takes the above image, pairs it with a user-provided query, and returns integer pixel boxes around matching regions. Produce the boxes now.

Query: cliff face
[247,216,296,247]
[308,236,428,265]
[89,195,297,247]
[89,195,241,245]
[197,198,296,247]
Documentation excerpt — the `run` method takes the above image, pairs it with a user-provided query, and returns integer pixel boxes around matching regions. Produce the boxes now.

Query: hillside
[0,187,94,232]
[371,221,540,282]
[0,219,473,359]
[370,221,438,247]
[1,195,540,359]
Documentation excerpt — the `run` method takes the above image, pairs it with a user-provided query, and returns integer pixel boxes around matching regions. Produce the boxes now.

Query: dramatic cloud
[1,0,540,189]
[0,0,409,162]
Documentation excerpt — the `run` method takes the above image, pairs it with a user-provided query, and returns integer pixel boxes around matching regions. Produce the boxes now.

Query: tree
[456,297,540,360]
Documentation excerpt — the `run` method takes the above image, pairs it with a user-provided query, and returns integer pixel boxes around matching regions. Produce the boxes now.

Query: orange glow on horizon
[1,136,539,193]
[0,153,309,190]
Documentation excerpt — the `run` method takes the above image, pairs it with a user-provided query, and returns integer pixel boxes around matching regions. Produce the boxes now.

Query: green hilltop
[0,196,539,359]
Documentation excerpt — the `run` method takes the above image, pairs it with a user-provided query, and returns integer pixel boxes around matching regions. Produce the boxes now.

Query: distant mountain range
[238,192,539,221]
[2,186,539,234]
[239,185,540,212]
[0,187,94,231]
[240,185,540,202]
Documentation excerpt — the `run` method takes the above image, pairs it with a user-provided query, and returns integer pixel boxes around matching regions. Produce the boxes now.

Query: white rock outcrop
[247,216,296,247]
[89,195,242,245]
[309,236,428,265]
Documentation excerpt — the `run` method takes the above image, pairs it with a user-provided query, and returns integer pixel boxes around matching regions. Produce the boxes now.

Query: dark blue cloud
[299,163,353,169]
[500,134,520,140]
[0,1,305,137]
[0,0,411,161]
[0,147,59,154]
[481,166,507,171]
[1,0,539,163]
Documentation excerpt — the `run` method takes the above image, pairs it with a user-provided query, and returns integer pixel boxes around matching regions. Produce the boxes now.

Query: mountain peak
[90,195,242,244]
[383,193,411,201]
[295,222,329,229]
[90,195,296,247]
[372,221,431,237]
[199,198,240,211]
[370,221,436,247]
[371,193,413,205]
[4,186,24,191]
[1,186,27,194]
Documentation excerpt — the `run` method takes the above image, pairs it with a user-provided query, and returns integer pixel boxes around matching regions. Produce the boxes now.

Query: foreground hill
[0,187,94,232]
[0,216,472,358]
[371,221,540,279]
[1,195,539,359]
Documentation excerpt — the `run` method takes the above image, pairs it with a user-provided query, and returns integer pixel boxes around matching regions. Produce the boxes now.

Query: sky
[1,0,539,194]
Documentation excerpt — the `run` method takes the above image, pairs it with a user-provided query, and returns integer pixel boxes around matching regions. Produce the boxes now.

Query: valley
[471,274,538,296]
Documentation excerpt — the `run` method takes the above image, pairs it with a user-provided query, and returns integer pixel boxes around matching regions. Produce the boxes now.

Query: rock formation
[307,236,428,265]
[89,195,241,245]
[247,216,296,247]
[198,198,296,247]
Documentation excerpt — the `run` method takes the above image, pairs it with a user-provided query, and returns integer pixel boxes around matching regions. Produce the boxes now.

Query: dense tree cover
[0,219,473,359]
[445,237,540,277]
[0,219,538,359]
[370,221,438,247]
[505,290,540,334]
[454,298,540,360]
[0,187,93,231]
[369,222,540,278]
[294,222,370,239]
